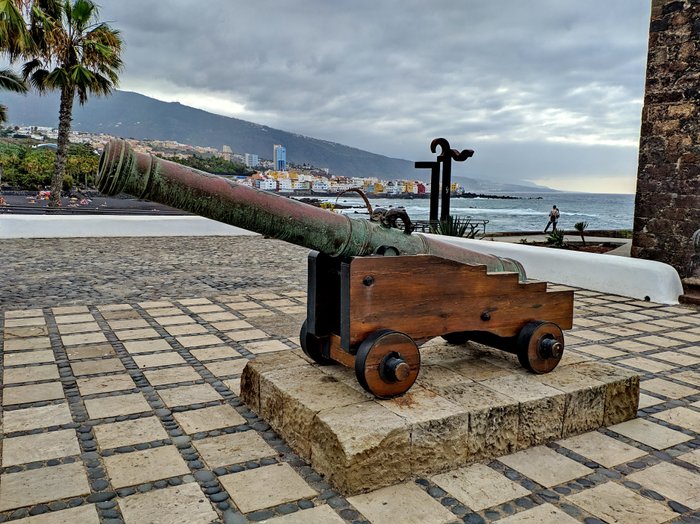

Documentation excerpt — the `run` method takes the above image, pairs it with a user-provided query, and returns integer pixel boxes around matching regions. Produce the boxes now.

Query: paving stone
[70,358,125,376]
[61,331,108,346]
[198,312,239,322]
[3,364,60,384]
[164,323,209,336]
[65,343,115,360]
[652,351,700,366]
[224,378,241,395]
[193,431,276,468]
[256,505,345,523]
[3,382,65,406]
[93,417,169,450]
[175,334,225,348]
[498,446,592,487]
[638,393,664,409]
[158,384,223,408]
[3,349,55,366]
[5,308,45,318]
[188,304,224,314]
[627,462,700,509]
[348,482,456,524]
[106,318,150,330]
[103,446,190,488]
[557,431,646,468]
[115,327,161,341]
[203,358,249,377]
[497,502,580,523]
[56,321,102,335]
[143,366,202,386]
[652,407,700,433]
[2,429,81,467]
[132,352,186,369]
[146,307,183,317]
[431,463,530,511]
[243,339,290,354]
[8,504,100,523]
[0,463,90,512]
[152,315,195,326]
[77,374,137,395]
[122,339,172,354]
[54,313,94,324]
[101,309,142,321]
[670,370,700,387]
[84,393,152,419]
[641,378,697,398]
[567,481,677,523]
[219,463,318,514]
[227,329,268,342]
[4,316,46,327]
[618,357,676,373]
[212,320,253,331]
[679,449,700,468]
[190,346,241,361]
[173,404,246,433]
[178,298,213,305]
[609,418,692,449]
[118,481,218,523]
[99,303,134,311]
[4,336,52,351]
[2,403,73,433]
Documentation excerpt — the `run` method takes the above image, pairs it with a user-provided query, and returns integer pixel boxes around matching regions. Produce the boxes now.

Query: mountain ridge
[2,89,553,192]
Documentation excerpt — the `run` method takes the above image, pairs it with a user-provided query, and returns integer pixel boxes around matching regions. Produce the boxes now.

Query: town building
[273,144,286,171]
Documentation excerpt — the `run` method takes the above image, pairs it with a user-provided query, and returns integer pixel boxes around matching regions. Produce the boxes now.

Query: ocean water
[324,192,636,233]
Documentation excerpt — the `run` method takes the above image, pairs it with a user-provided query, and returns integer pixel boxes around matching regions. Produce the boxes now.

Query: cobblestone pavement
[1,237,700,523]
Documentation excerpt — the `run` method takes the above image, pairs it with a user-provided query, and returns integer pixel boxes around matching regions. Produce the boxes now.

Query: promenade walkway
[1,236,699,523]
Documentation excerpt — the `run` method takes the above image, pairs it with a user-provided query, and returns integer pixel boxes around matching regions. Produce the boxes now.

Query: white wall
[430,234,683,305]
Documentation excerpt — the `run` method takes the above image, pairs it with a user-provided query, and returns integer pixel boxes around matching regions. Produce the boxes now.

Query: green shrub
[546,229,566,247]
[430,215,481,238]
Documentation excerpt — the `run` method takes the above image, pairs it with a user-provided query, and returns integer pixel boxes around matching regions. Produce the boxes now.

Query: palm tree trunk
[50,86,74,207]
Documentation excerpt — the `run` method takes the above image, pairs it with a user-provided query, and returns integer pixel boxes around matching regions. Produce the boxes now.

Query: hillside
[3,90,551,191]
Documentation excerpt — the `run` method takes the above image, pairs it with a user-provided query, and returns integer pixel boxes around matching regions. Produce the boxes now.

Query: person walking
[544,205,560,232]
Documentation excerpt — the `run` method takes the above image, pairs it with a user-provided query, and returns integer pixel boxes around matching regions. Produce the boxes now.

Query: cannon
[96,139,574,398]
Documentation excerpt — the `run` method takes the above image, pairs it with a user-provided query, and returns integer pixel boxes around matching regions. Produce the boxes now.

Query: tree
[22,0,122,205]
[0,1,30,124]
[0,68,28,122]
[574,221,588,246]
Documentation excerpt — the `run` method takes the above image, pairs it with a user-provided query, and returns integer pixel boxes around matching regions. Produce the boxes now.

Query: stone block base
[241,342,639,495]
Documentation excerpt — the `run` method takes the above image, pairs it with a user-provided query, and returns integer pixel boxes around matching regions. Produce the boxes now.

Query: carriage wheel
[299,320,334,365]
[354,329,420,399]
[516,321,564,374]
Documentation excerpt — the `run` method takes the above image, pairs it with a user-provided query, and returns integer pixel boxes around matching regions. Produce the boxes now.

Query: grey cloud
[97,0,651,190]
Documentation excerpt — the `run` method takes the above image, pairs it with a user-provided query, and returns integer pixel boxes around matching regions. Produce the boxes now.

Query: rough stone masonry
[632,0,700,279]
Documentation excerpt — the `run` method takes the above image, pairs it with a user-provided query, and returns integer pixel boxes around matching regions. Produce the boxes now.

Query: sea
[320,192,636,233]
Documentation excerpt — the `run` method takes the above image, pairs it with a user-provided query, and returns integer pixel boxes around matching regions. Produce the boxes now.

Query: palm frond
[0,69,28,93]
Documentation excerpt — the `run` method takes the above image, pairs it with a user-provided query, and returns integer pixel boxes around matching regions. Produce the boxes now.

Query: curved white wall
[431,234,683,305]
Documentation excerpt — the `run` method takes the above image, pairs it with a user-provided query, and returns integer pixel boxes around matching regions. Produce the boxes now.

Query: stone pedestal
[241,343,639,495]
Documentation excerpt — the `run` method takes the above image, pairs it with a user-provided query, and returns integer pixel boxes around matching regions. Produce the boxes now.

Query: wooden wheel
[299,320,334,365]
[516,321,564,374]
[354,329,420,399]
[442,332,469,345]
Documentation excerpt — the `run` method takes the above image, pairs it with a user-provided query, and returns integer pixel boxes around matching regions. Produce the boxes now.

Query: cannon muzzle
[96,139,525,279]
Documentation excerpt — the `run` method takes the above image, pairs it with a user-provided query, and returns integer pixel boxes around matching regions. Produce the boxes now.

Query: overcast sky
[98,1,651,193]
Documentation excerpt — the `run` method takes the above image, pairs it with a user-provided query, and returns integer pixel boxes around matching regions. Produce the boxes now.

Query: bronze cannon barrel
[96,139,525,279]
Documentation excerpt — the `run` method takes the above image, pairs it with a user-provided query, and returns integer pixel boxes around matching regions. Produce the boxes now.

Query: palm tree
[0,0,32,60]
[0,68,28,123]
[574,221,588,246]
[22,0,122,205]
